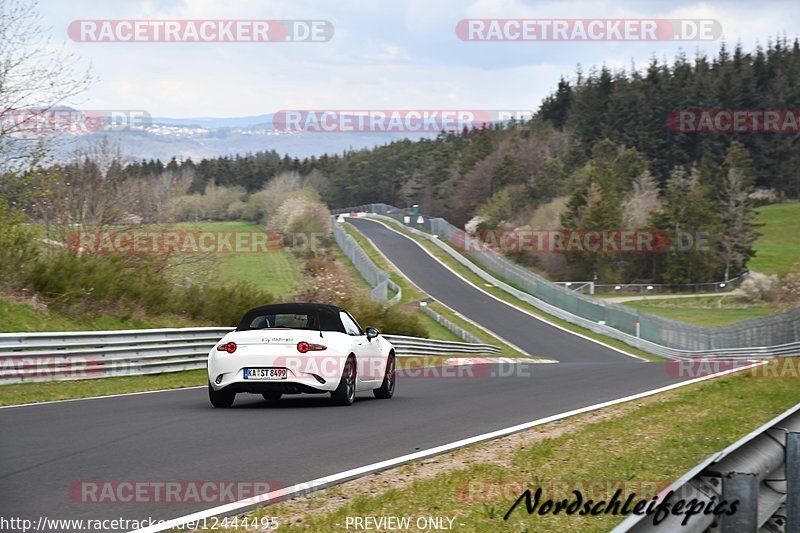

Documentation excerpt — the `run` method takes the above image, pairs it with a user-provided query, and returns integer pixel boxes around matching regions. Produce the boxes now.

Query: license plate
[243,368,287,380]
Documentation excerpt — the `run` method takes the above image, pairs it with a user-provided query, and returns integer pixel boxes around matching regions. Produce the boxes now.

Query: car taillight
[217,342,237,353]
[297,341,326,353]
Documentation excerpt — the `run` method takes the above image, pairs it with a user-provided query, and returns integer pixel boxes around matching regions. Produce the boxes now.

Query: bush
[0,203,40,284]
[178,282,275,326]
[294,253,427,337]
[343,296,428,337]
[775,263,800,308]
[23,249,274,326]
[740,271,778,302]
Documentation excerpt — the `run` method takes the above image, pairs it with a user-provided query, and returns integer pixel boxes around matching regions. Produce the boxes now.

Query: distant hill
[51,112,432,161]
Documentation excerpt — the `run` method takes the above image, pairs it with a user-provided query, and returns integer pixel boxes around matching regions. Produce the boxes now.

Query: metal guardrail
[419,303,485,344]
[614,402,800,532]
[0,328,501,384]
[383,334,500,356]
[336,204,800,360]
[333,219,402,306]
[336,215,501,344]
[594,273,748,295]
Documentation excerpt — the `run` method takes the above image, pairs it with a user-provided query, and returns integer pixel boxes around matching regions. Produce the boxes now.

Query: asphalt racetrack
[0,218,700,531]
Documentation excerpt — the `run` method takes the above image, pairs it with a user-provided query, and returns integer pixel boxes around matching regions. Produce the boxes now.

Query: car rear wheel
[373,352,395,399]
[262,392,282,402]
[331,355,356,406]
[208,382,235,408]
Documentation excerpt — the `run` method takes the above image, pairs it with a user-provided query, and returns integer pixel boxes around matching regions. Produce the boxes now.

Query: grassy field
[749,201,800,276]
[251,366,800,532]
[170,221,306,296]
[623,296,775,326]
[1,221,306,333]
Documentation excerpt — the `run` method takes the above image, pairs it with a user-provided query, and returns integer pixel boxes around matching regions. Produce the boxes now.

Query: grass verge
[342,222,426,304]
[330,236,460,342]
[341,221,534,355]
[621,296,775,326]
[244,367,800,532]
[426,302,543,360]
[0,369,209,406]
[0,356,481,407]
[750,201,800,276]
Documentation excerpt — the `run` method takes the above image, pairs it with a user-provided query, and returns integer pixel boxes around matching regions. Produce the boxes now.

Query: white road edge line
[346,221,539,360]
[360,217,649,362]
[0,385,206,409]
[130,361,766,533]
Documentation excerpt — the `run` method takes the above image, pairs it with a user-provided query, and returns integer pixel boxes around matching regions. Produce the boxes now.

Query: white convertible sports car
[208,303,396,407]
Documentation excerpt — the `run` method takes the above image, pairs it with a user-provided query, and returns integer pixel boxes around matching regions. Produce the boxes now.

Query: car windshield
[236,306,346,333]
[246,312,318,330]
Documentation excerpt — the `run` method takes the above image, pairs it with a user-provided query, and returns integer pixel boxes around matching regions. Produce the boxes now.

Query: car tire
[331,355,356,406]
[262,392,282,402]
[208,382,235,408]
[373,352,395,399]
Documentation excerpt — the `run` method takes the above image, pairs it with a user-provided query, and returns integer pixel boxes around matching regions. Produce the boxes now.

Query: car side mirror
[365,327,379,341]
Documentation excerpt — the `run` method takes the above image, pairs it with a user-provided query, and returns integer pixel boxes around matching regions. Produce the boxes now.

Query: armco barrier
[613,402,800,532]
[335,204,800,360]
[333,219,402,305]
[0,328,500,385]
[419,303,485,344]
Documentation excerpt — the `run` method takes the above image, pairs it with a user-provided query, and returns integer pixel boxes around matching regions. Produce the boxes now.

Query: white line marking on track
[130,361,766,533]
[0,385,206,409]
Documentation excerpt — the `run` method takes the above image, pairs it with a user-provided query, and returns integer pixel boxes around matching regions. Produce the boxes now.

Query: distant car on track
[207,303,396,407]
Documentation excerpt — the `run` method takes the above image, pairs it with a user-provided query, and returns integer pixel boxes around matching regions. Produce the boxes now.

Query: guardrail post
[720,473,758,532]
[787,432,800,533]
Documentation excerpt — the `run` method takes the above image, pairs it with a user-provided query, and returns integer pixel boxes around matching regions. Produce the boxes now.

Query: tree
[622,171,661,228]
[654,167,723,284]
[0,0,93,199]
[717,142,758,279]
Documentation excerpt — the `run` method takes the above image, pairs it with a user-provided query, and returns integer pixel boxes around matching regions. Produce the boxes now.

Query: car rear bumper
[208,351,345,392]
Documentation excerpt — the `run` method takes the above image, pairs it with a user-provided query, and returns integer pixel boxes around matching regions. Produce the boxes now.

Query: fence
[419,303,484,344]
[333,218,402,305]
[335,203,800,359]
[0,328,501,385]
[614,401,800,532]
[593,273,748,295]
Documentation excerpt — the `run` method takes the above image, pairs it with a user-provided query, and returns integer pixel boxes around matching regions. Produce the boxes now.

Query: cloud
[33,0,800,117]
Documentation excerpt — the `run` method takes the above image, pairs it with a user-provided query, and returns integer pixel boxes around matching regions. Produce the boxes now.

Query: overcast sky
[36,0,800,118]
